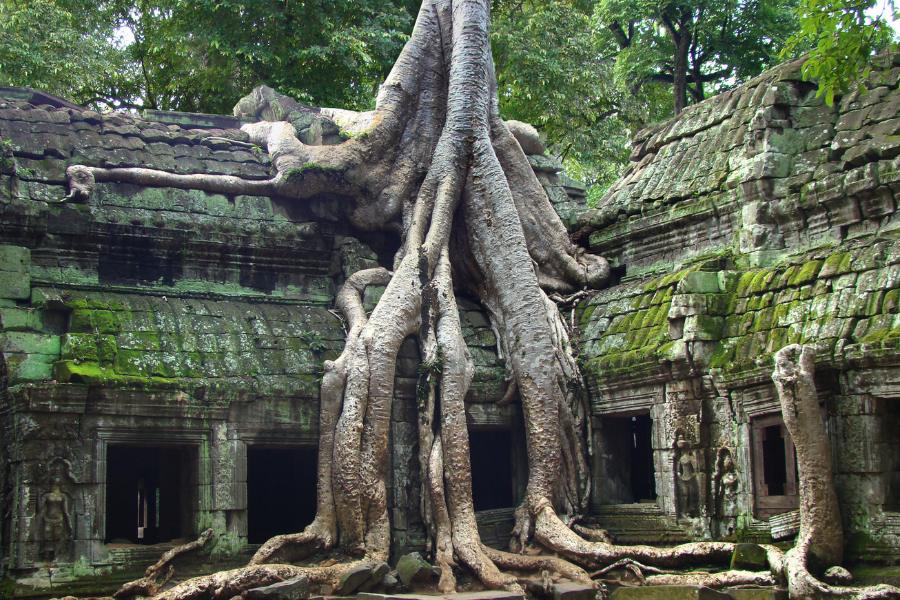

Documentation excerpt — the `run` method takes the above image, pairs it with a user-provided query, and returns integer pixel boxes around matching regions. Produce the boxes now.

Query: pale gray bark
[773,345,900,600]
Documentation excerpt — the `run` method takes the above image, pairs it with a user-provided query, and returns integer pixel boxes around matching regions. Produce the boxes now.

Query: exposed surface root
[114,529,215,598]
[248,527,329,566]
[64,165,274,202]
[571,523,612,544]
[480,545,592,584]
[151,561,368,600]
[783,548,900,599]
[773,345,900,600]
[643,570,776,588]
[532,503,734,569]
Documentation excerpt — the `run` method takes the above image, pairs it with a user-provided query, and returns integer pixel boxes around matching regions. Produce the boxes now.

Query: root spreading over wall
[62,1,900,598]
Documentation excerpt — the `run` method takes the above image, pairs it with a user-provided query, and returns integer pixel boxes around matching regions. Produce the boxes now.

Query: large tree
[60,1,900,599]
[0,0,132,107]
[596,0,798,113]
[108,0,416,113]
[0,0,415,113]
[491,0,655,193]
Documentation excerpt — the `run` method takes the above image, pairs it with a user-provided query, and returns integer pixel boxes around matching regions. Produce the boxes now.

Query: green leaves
[491,0,797,195]
[0,0,134,108]
[492,0,653,191]
[0,0,414,113]
[781,0,898,105]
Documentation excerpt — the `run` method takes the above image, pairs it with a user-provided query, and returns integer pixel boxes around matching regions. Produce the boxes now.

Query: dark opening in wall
[105,445,197,544]
[884,400,900,512]
[752,414,799,518]
[97,232,184,286]
[761,424,788,495]
[598,414,656,503]
[247,446,317,543]
[469,429,514,511]
[599,264,627,289]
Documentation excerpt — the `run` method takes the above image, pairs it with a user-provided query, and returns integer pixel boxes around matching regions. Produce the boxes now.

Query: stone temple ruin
[0,53,898,597]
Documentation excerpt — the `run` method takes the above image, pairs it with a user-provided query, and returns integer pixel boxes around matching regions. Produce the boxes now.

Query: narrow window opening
[752,414,799,518]
[247,446,317,543]
[469,429,514,511]
[885,401,900,512]
[106,445,197,545]
[762,424,788,495]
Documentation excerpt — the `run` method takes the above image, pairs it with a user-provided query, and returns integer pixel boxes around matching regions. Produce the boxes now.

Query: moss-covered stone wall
[576,53,900,557]
[0,94,555,595]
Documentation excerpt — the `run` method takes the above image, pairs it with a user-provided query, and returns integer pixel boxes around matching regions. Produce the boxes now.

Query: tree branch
[661,12,680,43]
[608,20,631,49]
[650,68,730,83]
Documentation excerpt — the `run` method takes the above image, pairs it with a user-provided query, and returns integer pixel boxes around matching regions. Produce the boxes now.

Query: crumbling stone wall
[0,50,897,594]
[576,53,899,557]
[0,91,571,594]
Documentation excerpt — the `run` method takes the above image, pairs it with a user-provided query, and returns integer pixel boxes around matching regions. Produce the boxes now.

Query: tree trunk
[772,345,899,599]
[673,29,691,114]
[772,345,843,569]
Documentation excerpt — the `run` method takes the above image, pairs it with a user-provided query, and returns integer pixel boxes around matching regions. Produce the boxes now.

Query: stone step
[610,587,788,600]
[593,504,670,515]
[611,586,730,599]
[726,589,788,600]
[584,507,692,545]
[357,591,524,600]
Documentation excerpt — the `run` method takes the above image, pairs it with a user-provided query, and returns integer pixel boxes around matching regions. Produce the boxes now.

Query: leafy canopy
[781,0,898,105]
[114,0,415,113]
[594,0,799,112]
[1,0,894,196]
[0,0,415,113]
[0,0,130,107]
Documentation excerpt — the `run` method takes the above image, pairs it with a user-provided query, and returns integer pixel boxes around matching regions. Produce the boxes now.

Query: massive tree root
[772,345,899,600]
[72,3,896,599]
[113,529,216,598]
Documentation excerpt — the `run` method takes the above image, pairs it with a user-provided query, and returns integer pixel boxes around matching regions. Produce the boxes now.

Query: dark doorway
[761,424,788,495]
[752,414,799,517]
[598,414,656,503]
[247,446,317,543]
[469,429,514,511]
[105,445,197,544]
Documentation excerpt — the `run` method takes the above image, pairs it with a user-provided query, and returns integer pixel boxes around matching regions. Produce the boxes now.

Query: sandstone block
[611,586,730,599]
[0,270,30,300]
[552,582,597,600]
[726,590,787,600]
[336,563,378,596]
[245,576,310,600]
[0,245,29,272]
[730,543,769,571]
[396,552,434,586]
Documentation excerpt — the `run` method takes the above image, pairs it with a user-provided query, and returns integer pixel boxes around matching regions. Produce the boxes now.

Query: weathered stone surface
[552,581,597,600]
[395,552,434,586]
[336,564,378,596]
[2,52,900,598]
[577,53,900,562]
[244,576,310,600]
[730,544,769,571]
[725,590,788,600]
[357,562,391,593]
[359,592,523,600]
[611,586,730,599]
